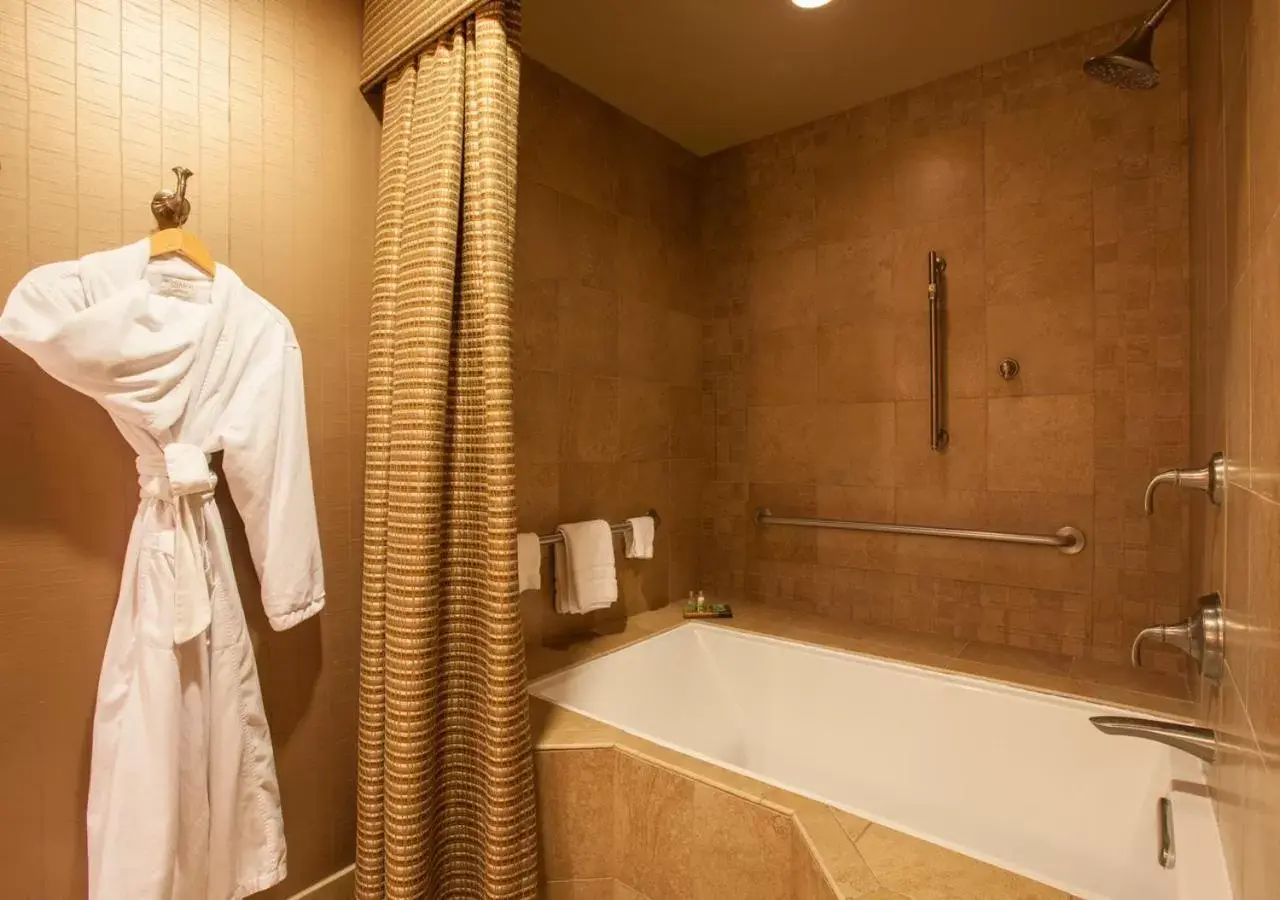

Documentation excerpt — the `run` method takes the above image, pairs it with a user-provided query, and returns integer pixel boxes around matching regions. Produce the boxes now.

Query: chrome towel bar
[537,509,660,546]
[754,508,1085,555]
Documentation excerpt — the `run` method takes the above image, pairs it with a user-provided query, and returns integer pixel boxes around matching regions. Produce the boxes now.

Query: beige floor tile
[856,825,1070,900]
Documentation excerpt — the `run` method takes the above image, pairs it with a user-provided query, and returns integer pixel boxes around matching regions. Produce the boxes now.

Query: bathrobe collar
[69,239,233,434]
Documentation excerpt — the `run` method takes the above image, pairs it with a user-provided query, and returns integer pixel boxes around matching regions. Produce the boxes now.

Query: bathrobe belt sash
[136,443,218,645]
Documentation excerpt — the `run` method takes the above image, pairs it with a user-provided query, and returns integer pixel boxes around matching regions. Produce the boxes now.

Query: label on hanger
[154,275,201,301]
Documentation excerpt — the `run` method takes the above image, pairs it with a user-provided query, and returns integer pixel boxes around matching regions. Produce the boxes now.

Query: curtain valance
[361,0,488,90]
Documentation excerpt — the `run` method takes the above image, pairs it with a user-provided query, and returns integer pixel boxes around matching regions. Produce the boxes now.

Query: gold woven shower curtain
[356,2,536,897]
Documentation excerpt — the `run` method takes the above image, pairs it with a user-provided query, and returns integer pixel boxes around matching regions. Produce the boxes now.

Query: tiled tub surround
[1186,0,1280,895]
[532,720,1098,900]
[528,608,1227,900]
[534,742,1068,900]
[699,12,1193,670]
[535,745,839,900]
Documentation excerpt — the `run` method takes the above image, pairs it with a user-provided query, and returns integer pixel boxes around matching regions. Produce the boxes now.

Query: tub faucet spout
[1090,716,1217,763]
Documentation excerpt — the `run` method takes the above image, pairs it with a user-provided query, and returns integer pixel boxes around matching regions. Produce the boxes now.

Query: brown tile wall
[0,0,379,895]
[700,14,1193,667]
[1188,0,1280,895]
[514,61,709,645]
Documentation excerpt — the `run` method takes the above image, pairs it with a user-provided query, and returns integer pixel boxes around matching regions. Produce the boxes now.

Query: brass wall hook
[151,166,194,229]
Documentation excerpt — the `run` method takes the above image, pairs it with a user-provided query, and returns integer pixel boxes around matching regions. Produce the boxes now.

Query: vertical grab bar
[928,251,948,451]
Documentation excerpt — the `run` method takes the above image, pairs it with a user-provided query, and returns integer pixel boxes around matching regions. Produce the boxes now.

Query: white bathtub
[529,623,1232,900]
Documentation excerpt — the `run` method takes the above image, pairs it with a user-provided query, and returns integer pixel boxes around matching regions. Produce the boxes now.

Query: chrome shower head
[1083,0,1176,90]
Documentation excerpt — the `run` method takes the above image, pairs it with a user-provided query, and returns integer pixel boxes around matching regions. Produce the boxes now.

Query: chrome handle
[1143,452,1225,513]
[928,251,947,452]
[1159,796,1176,869]
[1131,592,1224,683]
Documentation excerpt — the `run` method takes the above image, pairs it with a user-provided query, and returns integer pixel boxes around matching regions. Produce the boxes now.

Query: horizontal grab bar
[754,508,1085,556]
[536,509,660,546]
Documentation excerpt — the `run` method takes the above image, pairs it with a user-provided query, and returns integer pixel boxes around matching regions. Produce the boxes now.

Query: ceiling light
[792,0,833,7]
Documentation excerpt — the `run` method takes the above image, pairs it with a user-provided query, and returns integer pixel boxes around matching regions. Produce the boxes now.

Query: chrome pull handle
[1143,452,1225,514]
[928,251,947,452]
[1130,593,1224,683]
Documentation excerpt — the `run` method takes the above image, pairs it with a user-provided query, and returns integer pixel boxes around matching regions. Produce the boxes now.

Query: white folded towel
[517,532,542,593]
[624,515,655,559]
[553,520,618,615]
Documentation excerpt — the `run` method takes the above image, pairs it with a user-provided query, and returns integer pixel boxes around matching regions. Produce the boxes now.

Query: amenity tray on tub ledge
[528,623,1232,900]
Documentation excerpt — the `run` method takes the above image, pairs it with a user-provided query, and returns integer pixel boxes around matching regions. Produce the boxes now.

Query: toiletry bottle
[695,590,706,613]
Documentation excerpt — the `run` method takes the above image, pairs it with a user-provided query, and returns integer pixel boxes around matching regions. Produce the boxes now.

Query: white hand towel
[624,515,655,559]
[517,532,542,593]
[553,520,618,614]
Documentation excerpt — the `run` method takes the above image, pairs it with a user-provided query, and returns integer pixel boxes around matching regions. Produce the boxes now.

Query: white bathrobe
[0,240,325,900]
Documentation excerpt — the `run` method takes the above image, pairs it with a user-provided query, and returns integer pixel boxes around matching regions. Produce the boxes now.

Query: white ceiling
[523,0,1155,156]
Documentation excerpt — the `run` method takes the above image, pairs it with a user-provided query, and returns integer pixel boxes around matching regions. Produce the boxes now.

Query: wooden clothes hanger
[149,166,216,278]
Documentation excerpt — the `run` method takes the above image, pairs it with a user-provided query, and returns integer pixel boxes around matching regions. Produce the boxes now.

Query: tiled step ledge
[533,730,1076,899]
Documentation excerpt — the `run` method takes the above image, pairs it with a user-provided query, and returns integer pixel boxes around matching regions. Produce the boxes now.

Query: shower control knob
[1130,593,1224,683]
[997,358,1020,380]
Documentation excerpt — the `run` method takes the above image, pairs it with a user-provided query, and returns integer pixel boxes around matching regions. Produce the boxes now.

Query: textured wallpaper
[0,0,379,894]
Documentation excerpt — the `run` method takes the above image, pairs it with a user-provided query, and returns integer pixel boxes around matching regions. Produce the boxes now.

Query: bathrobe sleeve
[0,262,101,391]
[221,325,325,630]
[0,262,84,368]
